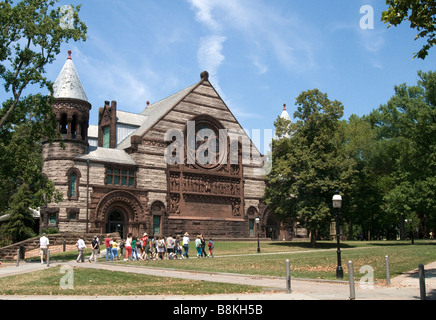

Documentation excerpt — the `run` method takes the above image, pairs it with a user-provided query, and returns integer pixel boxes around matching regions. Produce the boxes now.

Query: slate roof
[77,147,136,165]
[53,51,88,102]
[116,82,198,150]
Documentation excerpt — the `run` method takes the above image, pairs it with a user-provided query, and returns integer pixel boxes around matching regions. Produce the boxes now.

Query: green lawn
[8,239,434,296]
[120,240,436,281]
[0,266,262,296]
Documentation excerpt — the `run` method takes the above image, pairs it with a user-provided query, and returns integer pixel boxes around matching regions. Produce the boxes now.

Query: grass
[120,240,436,281]
[3,239,435,296]
[0,266,262,296]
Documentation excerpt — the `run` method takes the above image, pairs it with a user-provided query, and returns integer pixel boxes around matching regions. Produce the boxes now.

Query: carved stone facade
[41,54,268,239]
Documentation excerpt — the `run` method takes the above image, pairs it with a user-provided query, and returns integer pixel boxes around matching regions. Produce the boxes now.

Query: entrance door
[106,210,125,239]
[266,215,279,240]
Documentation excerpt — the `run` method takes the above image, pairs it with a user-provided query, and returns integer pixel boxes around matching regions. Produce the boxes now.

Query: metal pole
[286,259,291,294]
[336,209,343,279]
[257,221,260,253]
[16,249,20,267]
[419,264,426,300]
[385,255,391,286]
[348,261,355,300]
[63,239,66,252]
[47,249,50,267]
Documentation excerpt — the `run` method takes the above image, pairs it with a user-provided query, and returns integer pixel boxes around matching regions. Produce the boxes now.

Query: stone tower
[41,51,92,232]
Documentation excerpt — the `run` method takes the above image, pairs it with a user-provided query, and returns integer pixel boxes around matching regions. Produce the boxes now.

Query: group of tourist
[104,232,214,261]
[38,232,215,263]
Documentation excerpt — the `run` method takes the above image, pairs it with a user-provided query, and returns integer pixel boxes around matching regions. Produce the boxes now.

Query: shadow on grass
[265,241,356,250]
[367,240,436,247]
[267,240,436,250]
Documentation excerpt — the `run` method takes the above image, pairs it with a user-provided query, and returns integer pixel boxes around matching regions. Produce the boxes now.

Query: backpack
[208,240,214,249]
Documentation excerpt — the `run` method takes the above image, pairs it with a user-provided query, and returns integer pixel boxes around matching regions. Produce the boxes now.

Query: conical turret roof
[280,104,291,121]
[53,50,88,102]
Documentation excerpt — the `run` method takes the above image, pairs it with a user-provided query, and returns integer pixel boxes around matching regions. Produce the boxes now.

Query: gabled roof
[53,51,88,102]
[116,82,199,150]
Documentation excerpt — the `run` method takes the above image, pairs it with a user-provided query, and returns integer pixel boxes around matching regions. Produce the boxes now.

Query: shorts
[40,247,48,255]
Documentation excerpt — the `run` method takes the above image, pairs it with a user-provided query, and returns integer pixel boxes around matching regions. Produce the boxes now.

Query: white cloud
[197,35,227,84]
[187,0,220,31]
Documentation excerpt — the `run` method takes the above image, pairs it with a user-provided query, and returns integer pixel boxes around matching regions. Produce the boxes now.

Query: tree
[382,0,436,59]
[266,89,356,244]
[0,0,86,214]
[0,0,87,129]
[0,183,36,243]
[368,70,436,237]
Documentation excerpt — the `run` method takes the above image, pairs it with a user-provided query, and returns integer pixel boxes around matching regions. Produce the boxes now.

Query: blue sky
[43,0,434,151]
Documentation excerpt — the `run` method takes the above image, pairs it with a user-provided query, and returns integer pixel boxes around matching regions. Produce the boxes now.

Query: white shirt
[77,238,86,249]
[183,236,190,245]
[40,236,49,248]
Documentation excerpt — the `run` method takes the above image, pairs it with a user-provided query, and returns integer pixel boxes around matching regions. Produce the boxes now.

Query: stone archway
[106,209,126,239]
[95,190,145,237]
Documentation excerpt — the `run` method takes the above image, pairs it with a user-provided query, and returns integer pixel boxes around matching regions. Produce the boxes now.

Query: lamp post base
[336,266,344,279]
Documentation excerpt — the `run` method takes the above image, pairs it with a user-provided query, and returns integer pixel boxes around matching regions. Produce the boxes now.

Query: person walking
[157,236,165,260]
[39,233,50,264]
[76,237,86,263]
[88,236,99,262]
[124,233,132,261]
[175,235,182,259]
[195,235,202,257]
[105,234,112,261]
[208,238,214,258]
[182,232,190,259]
[200,234,207,257]
[166,235,175,258]
[131,236,140,261]
[110,238,119,261]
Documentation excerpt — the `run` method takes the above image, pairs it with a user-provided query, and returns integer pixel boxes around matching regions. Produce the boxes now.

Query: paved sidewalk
[0,259,434,300]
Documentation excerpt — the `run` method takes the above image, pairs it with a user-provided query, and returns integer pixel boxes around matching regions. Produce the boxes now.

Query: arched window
[60,113,68,135]
[186,116,227,169]
[66,168,81,200]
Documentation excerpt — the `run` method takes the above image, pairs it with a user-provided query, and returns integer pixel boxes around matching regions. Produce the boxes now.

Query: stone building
[41,52,271,239]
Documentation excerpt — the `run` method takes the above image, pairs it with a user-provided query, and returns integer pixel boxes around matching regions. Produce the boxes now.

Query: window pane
[103,127,110,148]
[128,177,134,186]
[106,175,112,185]
[114,176,120,185]
[121,176,127,186]
[249,219,254,236]
[49,213,57,224]
[69,174,76,197]
[153,216,160,235]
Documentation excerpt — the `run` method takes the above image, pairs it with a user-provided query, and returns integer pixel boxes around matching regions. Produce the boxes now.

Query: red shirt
[141,236,148,247]
[105,237,111,248]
